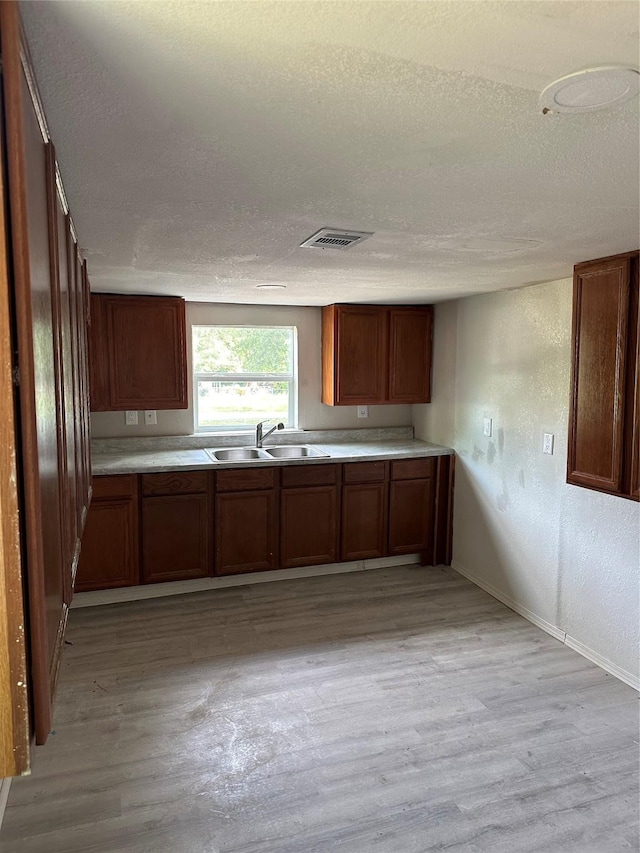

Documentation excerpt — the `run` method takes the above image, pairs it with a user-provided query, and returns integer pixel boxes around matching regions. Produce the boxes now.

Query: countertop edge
[91,442,455,476]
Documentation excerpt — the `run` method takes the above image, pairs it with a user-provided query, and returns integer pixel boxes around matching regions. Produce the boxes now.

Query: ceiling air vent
[300,228,374,250]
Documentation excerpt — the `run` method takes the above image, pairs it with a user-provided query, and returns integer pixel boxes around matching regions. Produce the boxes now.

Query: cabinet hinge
[12,364,20,387]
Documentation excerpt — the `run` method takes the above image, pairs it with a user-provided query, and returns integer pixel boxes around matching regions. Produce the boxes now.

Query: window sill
[193,427,300,439]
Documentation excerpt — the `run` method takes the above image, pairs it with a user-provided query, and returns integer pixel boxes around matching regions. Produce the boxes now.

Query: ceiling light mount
[539,66,639,114]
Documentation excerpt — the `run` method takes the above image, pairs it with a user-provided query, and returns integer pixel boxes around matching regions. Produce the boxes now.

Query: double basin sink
[204,445,329,463]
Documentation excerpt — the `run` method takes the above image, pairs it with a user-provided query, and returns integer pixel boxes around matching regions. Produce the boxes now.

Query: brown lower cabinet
[76,475,138,591]
[78,455,453,590]
[388,480,434,555]
[215,466,278,575]
[388,458,436,556]
[341,461,388,560]
[142,495,210,582]
[141,471,211,582]
[280,463,339,568]
[341,483,387,560]
[216,490,278,575]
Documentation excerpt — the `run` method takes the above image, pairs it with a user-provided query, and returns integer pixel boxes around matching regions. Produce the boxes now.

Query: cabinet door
[5,50,67,745]
[341,483,387,561]
[68,230,89,537]
[629,261,640,500]
[107,294,187,409]
[568,257,630,493]
[76,497,139,591]
[281,486,338,569]
[79,261,92,516]
[142,494,211,583]
[215,490,277,575]
[388,308,433,403]
[88,292,109,411]
[631,357,640,500]
[89,294,188,411]
[0,5,30,773]
[388,479,434,555]
[52,176,79,591]
[324,305,388,405]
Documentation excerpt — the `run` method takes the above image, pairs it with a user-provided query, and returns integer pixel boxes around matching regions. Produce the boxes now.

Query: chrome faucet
[256,420,284,448]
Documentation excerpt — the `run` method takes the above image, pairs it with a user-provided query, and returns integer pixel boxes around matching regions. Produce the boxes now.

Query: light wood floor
[1,566,638,853]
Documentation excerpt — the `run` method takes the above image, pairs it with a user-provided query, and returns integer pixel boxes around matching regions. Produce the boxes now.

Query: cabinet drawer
[391,458,435,481]
[216,467,276,492]
[281,464,339,487]
[92,474,136,499]
[141,471,208,496]
[342,461,387,483]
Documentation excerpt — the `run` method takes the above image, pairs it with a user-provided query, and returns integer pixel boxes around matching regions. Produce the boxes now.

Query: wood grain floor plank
[1,565,637,852]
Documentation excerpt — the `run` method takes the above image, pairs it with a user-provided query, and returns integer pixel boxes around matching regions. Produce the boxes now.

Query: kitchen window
[193,325,297,432]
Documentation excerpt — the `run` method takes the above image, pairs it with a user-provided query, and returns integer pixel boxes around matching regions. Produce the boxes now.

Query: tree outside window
[193,326,297,431]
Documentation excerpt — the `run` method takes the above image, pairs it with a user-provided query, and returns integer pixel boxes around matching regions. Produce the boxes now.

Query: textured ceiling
[20,0,640,305]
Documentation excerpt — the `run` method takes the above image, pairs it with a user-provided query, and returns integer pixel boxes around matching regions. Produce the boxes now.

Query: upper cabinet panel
[89,293,188,411]
[567,251,639,500]
[322,304,433,406]
[322,304,387,405]
[388,307,433,404]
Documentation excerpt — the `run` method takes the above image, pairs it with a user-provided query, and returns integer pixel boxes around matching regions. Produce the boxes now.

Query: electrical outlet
[483,416,492,437]
[125,410,138,426]
[357,406,369,419]
[144,410,157,426]
[543,432,554,455]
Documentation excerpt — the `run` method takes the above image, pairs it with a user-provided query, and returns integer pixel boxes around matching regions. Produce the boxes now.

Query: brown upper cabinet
[322,304,433,405]
[89,293,188,411]
[567,250,639,500]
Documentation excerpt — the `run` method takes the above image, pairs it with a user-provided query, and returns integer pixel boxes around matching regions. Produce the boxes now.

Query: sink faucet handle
[256,420,284,448]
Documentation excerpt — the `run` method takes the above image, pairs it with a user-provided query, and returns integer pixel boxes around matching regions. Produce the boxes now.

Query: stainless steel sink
[205,447,270,462]
[204,444,329,462]
[264,445,329,458]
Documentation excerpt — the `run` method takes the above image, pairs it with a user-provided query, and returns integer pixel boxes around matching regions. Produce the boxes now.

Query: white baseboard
[564,634,640,692]
[72,554,421,609]
[0,778,11,832]
[452,560,639,692]
[451,560,566,641]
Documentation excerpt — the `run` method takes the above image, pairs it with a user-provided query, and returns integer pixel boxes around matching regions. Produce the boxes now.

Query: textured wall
[91,302,412,437]
[413,300,458,447]
[413,280,640,685]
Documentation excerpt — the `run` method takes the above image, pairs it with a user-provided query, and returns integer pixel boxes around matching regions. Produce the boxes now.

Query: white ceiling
[21,1,640,306]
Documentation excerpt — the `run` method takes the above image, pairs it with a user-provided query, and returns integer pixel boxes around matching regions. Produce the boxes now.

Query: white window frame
[192,325,298,433]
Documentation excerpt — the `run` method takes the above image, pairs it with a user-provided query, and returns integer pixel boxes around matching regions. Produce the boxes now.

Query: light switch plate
[144,410,157,426]
[543,432,554,455]
[357,405,369,419]
[125,410,138,426]
[483,416,492,437]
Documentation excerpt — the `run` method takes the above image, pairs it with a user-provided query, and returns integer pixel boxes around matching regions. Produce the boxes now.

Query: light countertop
[91,439,454,476]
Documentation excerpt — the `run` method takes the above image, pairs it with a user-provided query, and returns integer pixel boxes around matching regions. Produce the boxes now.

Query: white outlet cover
[144,410,157,425]
[483,417,492,437]
[357,405,369,418]
[125,410,138,425]
[543,433,554,455]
